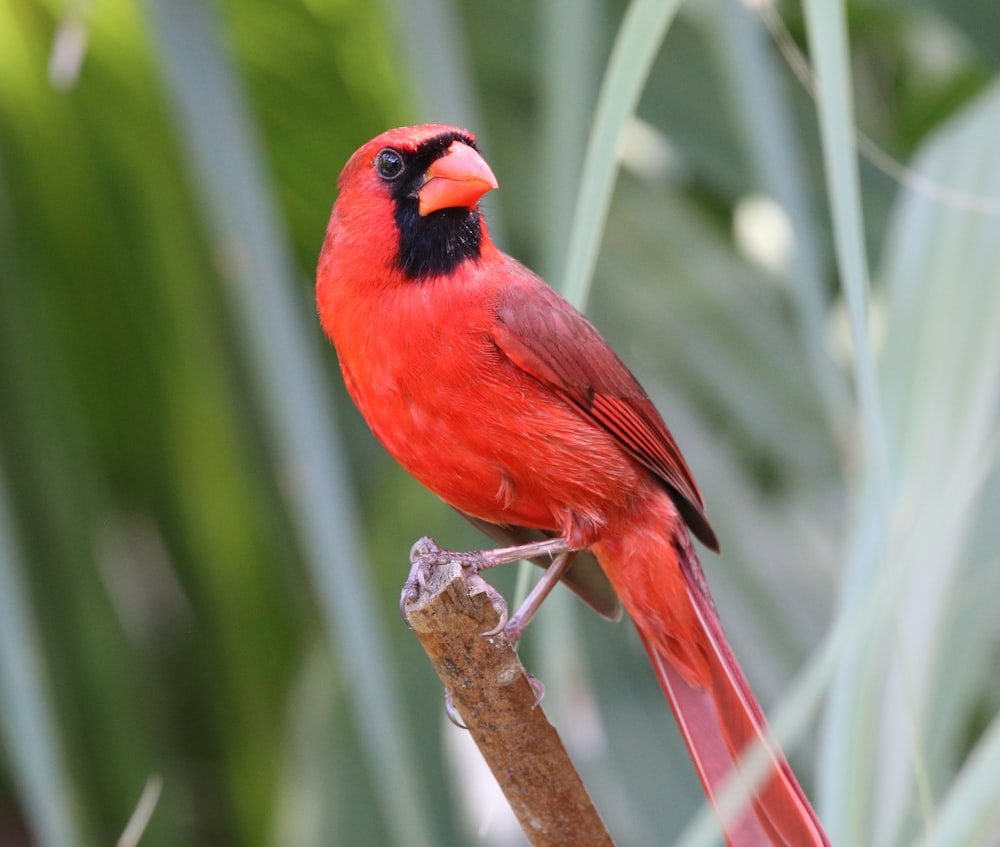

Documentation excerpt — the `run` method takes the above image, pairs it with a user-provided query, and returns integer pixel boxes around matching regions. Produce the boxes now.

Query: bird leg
[484,550,573,643]
[474,536,573,570]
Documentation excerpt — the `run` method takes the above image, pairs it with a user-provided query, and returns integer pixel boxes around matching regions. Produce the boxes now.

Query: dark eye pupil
[376,148,404,180]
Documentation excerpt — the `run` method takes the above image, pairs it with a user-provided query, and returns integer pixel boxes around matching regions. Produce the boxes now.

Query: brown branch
[402,543,615,847]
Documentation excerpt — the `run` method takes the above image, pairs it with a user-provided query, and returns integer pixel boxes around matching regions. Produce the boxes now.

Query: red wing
[493,276,718,551]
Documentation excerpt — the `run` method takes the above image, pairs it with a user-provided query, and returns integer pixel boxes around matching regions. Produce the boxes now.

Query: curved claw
[525,672,546,708]
[478,581,509,637]
[443,689,467,729]
[399,578,419,624]
[401,537,445,623]
[480,606,508,638]
[409,536,440,563]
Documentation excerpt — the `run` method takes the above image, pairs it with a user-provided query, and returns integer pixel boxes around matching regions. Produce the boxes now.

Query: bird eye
[375,148,404,180]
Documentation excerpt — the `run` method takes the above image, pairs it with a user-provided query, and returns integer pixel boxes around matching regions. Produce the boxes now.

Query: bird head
[328,125,498,279]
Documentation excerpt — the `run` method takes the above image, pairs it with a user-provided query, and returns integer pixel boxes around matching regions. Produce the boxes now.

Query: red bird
[317,124,829,846]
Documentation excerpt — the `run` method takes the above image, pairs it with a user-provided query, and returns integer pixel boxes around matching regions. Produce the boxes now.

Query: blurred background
[2,0,1000,845]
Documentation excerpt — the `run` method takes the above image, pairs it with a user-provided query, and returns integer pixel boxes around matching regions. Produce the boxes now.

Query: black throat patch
[387,132,484,279]
[394,204,483,279]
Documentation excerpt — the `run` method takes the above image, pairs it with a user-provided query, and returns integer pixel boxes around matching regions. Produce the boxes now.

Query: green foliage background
[1,0,999,845]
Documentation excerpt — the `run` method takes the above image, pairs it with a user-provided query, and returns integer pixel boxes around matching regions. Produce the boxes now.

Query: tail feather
[594,519,829,846]
[642,537,829,847]
[641,635,828,846]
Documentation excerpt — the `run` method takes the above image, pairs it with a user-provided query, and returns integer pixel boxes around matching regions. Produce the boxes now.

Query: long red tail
[594,515,829,846]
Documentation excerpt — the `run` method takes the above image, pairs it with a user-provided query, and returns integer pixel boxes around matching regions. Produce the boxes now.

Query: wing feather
[493,274,719,551]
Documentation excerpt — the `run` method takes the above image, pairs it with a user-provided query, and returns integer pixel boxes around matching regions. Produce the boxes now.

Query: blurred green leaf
[819,73,1000,847]
[0,461,84,847]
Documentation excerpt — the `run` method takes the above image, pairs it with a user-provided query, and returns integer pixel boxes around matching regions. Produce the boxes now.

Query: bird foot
[401,536,510,635]
[402,535,574,643]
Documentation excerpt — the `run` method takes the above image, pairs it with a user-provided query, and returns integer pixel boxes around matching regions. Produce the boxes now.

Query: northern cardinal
[317,124,829,846]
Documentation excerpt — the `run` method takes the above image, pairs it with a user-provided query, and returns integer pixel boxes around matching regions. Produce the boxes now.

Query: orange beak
[417,140,498,216]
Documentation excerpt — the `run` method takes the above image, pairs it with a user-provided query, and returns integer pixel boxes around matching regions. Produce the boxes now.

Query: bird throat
[394,203,483,279]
